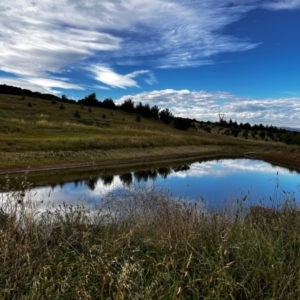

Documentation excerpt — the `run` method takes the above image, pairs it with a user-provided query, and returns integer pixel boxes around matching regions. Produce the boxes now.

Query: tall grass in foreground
[1,178,300,299]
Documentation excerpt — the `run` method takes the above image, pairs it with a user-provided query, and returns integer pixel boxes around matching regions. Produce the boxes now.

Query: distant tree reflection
[157,167,172,179]
[59,182,65,189]
[119,173,133,187]
[85,178,98,191]
[73,179,81,188]
[173,164,190,172]
[134,171,150,182]
[148,169,158,180]
[101,175,114,186]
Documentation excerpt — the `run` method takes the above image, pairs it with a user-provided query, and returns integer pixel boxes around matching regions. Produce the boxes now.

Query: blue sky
[0,0,300,127]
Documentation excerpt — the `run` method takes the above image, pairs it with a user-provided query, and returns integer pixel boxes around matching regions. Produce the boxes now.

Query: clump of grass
[1,178,300,299]
[74,110,81,118]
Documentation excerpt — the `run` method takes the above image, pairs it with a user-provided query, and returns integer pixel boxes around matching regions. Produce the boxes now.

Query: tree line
[77,93,196,129]
[1,84,300,143]
[0,84,74,103]
[0,85,193,130]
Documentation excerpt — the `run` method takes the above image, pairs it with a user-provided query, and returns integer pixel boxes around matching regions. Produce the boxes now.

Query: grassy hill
[0,93,299,171]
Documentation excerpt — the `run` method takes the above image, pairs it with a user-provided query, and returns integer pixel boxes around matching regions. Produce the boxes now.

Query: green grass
[1,93,300,171]
[1,176,300,299]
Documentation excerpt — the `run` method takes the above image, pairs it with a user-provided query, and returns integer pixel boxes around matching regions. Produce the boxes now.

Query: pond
[2,157,300,212]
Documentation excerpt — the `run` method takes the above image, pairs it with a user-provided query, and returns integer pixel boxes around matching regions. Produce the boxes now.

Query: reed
[1,176,300,299]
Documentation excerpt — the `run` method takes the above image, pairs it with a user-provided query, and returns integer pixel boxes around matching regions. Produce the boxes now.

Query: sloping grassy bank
[1,94,300,172]
[1,180,300,299]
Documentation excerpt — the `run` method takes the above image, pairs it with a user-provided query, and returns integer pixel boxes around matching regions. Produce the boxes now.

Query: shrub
[74,111,81,118]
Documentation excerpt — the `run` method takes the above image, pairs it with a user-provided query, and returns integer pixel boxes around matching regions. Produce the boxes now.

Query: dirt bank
[0,150,240,175]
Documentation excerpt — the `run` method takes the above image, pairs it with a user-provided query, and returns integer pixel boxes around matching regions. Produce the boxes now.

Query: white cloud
[0,77,83,94]
[116,89,300,128]
[0,0,261,92]
[263,0,300,10]
[88,65,154,89]
[169,159,293,180]
[0,0,298,93]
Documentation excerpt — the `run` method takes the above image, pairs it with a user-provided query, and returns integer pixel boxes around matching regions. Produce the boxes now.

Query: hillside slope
[0,93,299,171]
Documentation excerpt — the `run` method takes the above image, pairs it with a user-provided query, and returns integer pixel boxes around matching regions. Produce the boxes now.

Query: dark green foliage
[61,94,68,101]
[102,98,116,109]
[27,102,32,107]
[243,130,249,139]
[80,93,99,107]
[174,118,192,130]
[135,102,152,119]
[159,108,173,124]
[150,105,160,120]
[232,128,240,137]
[284,132,300,145]
[259,131,266,139]
[74,111,81,118]
[119,98,135,113]
[267,131,275,140]
[102,114,106,119]
[136,115,141,122]
[59,104,65,110]
[0,84,64,102]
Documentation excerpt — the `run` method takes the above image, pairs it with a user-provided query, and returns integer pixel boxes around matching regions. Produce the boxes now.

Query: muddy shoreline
[1,150,300,176]
[0,150,240,175]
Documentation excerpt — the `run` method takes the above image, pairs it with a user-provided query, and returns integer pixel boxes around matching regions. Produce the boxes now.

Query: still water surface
[12,158,300,211]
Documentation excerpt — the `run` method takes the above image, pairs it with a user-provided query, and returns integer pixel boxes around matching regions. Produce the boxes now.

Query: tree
[120,98,135,113]
[61,94,68,102]
[135,102,152,118]
[174,118,192,130]
[159,108,173,124]
[74,111,81,118]
[150,105,160,120]
[83,93,99,107]
[102,98,116,109]
[259,131,266,139]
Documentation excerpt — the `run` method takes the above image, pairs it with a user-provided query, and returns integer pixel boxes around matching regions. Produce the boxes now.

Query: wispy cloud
[0,77,84,94]
[0,0,261,92]
[88,65,155,89]
[263,0,300,10]
[116,89,300,128]
[0,0,299,93]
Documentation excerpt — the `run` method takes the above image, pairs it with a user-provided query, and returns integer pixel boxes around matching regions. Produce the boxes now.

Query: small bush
[59,104,65,110]
[27,102,32,107]
[102,114,106,119]
[136,115,141,122]
[74,111,81,118]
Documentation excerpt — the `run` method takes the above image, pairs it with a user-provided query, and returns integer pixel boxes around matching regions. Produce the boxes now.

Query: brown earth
[0,150,239,175]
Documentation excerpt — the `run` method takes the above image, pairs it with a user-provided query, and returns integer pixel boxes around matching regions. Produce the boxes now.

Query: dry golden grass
[1,93,299,171]
[1,176,300,299]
